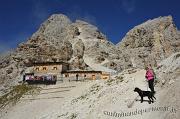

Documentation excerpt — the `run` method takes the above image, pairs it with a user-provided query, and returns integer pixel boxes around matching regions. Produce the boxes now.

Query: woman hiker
[145,65,156,93]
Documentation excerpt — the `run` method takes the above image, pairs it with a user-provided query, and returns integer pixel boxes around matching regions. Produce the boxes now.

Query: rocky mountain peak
[73,20,107,42]
[116,15,180,68]
[0,14,180,90]
[137,15,173,29]
[15,14,74,64]
[32,14,72,41]
[0,12,180,119]
[12,13,118,71]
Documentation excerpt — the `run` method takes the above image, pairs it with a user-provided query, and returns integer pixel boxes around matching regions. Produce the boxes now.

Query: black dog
[134,87,156,104]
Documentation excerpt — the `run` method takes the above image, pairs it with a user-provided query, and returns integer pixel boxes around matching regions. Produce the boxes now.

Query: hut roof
[62,70,102,74]
[32,61,69,66]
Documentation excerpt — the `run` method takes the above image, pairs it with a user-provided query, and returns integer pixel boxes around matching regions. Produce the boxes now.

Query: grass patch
[71,94,89,103]
[67,113,78,119]
[0,84,41,109]
[106,79,114,86]
[71,84,102,104]
[57,112,77,119]
[57,112,68,118]
[89,84,102,94]
[106,76,124,86]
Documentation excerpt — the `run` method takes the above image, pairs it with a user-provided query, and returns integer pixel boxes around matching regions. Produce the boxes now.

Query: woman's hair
[145,66,149,70]
[149,64,152,67]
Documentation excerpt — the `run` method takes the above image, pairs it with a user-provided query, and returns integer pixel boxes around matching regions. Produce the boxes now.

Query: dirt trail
[101,69,164,119]
[1,70,163,119]
[40,69,163,119]
[1,81,95,119]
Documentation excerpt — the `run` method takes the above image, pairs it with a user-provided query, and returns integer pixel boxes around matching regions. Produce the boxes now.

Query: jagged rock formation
[16,14,73,63]
[12,14,118,70]
[69,20,120,71]
[156,52,180,87]
[70,39,88,70]
[0,15,75,91]
[116,16,180,68]
[0,14,180,93]
[0,14,120,91]
[148,52,180,119]
[0,14,180,119]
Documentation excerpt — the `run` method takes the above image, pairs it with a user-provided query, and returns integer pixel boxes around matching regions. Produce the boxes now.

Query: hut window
[92,75,96,80]
[65,74,69,77]
[53,67,57,70]
[43,67,47,71]
[35,67,39,71]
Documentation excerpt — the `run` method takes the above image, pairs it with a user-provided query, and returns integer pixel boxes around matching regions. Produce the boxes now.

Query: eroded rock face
[0,14,74,91]
[116,16,180,68]
[0,14,180,91]
[103,61,118,70]
[73,39,85,58]
[0,52,21,93]
[0,13,118,89]
[70,39,87,70]
[65,19,121,71]
[16,14,73,63]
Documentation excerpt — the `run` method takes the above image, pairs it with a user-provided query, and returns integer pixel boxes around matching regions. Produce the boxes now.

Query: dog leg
[141,96,143,103]
[148,97,151,104]
[150,97,154,103]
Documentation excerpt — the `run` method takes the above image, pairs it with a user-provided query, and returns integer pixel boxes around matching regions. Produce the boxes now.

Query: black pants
[148,79,155,92]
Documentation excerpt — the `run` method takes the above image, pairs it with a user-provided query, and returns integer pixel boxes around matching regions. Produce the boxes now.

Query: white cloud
[81,13,97,25]
[66,5,97,25]
[121,0,136,14]
[31,0,51,24]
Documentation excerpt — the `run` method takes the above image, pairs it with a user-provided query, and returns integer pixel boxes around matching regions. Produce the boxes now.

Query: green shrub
[71,84,102,104]
[68,113,78,119]
[106,76,124,86]
[0,84,41,109]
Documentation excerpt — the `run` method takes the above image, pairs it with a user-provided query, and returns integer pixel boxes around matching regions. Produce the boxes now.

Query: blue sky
[0,0,180,53]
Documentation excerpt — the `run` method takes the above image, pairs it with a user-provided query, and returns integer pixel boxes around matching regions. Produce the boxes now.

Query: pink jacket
[146,69,154,80]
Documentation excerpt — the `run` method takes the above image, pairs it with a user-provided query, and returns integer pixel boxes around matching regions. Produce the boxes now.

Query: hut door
[92,75,96,80]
